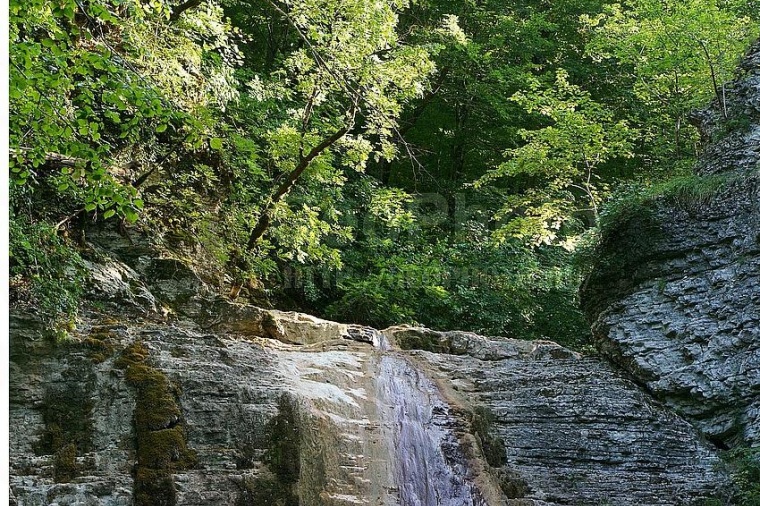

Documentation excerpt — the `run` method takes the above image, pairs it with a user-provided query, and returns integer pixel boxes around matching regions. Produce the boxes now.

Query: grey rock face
[691,39,760,176]
[9,314,135,506]
[387,328,730,505]
[10,307,730,505]
[582,40,760,449]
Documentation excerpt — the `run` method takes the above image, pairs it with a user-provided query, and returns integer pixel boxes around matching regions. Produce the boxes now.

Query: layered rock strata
[10,299,729,505]
[581,39,760,448]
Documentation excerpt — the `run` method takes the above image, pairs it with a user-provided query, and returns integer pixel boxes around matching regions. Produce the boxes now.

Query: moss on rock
[134,468,177,506]
[53,443,79,483]
[79,326,119,363]
[496,468,530,499]
[471,406,507,469]
[33,381,93,482]
[393,328,454,354]
[34,385,93,457]
[33,381,93,483]
[116,341,197,506]
[237,395,301,506]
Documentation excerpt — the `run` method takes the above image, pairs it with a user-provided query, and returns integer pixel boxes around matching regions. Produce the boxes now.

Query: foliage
[222,0,436,277]
[8,0,240,252]
[476,69,634,245]
[10,194,85,337]
[596,171,737,235]
[7,0,758,345]
[15,1,168,217]
[321,222,589,347]
[583,0,759,166]
[385,0,609,191]
[9,0,242,325]
[725,447,760,506]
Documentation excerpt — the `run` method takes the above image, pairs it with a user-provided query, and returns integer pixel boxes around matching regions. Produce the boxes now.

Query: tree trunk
[228,118,354,298]
[244,123,351,250]
[169,0,203,22]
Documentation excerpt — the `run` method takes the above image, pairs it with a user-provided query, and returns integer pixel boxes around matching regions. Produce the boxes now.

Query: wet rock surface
[388,328,730,505]
[10,305,731,505]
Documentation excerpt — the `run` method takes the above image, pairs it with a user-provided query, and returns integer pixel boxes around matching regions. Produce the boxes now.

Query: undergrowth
[9,214,85,338]
[598,171,740,233]
[727,446,760,506]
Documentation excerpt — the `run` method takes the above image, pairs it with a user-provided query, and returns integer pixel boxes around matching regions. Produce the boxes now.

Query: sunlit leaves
[583,0,759,163]
[9,0,238,225]
[222,0,434,272]
[257,0,434,165]
[122,1,240,112]
[478,70,634,245]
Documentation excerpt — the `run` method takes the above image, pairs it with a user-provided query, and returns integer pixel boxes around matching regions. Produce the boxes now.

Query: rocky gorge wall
[581,39,760,450]
[9,249,733,505]
[9,36,760,506]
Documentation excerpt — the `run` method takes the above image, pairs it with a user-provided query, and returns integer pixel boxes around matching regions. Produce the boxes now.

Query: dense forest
[9,0,759,345]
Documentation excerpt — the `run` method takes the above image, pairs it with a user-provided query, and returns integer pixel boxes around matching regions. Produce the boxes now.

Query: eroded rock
[10,311,732,505]
[582,39,760,448]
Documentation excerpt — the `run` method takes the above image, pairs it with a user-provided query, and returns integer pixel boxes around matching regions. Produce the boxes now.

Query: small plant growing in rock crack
[725,447,760,505]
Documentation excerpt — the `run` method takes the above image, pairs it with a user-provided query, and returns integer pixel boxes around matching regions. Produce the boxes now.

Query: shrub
[727,447,760,506]
[9,214,85,337]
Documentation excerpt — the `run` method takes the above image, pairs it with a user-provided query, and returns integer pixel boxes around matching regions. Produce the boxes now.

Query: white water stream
[376,352,487,505]
[279,328,490,505]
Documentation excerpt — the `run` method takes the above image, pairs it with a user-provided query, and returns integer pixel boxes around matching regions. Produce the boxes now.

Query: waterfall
[278,326,491,505]
[375,335,488,506]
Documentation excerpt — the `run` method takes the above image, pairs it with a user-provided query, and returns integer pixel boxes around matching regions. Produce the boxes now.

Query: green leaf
[103,209,116,219]
[209,138,224,150]
[156,124,168,133]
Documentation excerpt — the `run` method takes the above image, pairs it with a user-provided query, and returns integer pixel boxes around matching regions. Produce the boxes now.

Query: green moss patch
[33,382,93,482]
[79,326,119,363]
[470,406,507,468]
[116,341,197,506]
[53,443,79,483]
[495,468,531,499]
[134,468,177,506]
[392,328,457,354]
[237,395,301,506]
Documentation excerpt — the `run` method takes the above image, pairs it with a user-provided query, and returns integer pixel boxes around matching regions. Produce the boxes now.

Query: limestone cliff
[581,40,760,448]
[10,243,731,505]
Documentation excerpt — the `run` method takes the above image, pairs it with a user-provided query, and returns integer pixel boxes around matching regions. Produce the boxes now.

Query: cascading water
[373,331,490,506]
[279,326,492,505]
[376,356,479,505]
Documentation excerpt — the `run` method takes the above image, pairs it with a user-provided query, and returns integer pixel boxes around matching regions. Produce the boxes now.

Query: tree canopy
[9,0,758,344]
